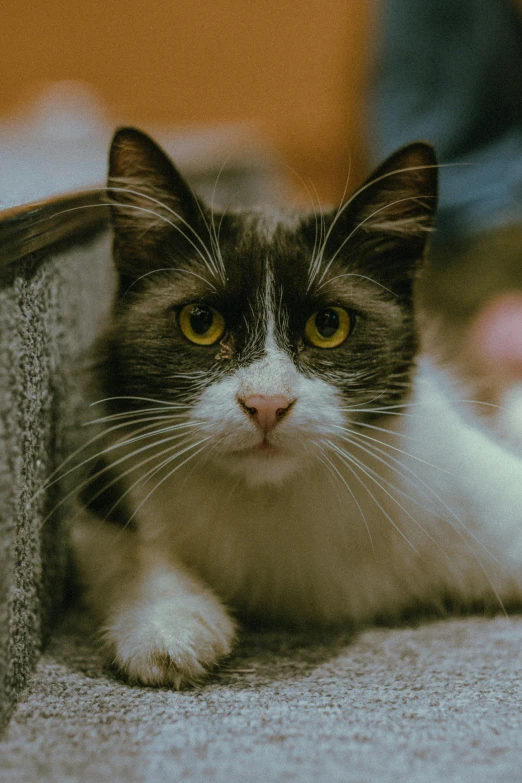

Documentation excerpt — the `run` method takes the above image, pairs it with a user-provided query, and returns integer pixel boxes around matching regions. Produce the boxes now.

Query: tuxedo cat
[72,128,522,688]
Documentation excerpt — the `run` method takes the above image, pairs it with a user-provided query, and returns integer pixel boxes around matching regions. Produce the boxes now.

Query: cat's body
[72,128,522,687]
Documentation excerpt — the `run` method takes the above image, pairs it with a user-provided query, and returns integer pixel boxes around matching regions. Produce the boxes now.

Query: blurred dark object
[371,0,522,243]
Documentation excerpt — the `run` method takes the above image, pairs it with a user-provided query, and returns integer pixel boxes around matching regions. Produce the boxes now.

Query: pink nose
[238,394,295,434]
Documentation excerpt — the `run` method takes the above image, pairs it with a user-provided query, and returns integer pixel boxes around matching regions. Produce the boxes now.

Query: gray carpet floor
[3,611,522,782]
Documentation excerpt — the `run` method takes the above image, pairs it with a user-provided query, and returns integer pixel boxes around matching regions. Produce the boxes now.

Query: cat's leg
[71,511,236,688]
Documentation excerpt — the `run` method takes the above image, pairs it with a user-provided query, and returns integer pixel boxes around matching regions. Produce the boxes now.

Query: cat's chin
[217,445,306,487]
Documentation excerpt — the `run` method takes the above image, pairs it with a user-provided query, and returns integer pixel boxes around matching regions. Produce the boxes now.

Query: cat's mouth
[254,438,278,453]
[234,437,284,456]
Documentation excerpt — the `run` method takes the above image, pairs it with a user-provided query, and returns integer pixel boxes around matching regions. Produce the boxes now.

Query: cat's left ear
[323,142,438,296]
[352,142,437,235]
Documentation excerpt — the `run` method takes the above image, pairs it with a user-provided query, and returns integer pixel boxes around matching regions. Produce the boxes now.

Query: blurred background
[0,0,374,206]
[1,0,522,439]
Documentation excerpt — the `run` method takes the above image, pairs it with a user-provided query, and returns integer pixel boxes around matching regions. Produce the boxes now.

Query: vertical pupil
[316,309,339,338]
[190,306,213,335]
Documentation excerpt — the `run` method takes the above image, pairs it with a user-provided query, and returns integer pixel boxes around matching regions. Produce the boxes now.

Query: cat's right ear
[107,127,204,276]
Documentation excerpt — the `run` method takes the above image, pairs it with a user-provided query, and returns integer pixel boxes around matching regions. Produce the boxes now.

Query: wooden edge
[0,189,110,269]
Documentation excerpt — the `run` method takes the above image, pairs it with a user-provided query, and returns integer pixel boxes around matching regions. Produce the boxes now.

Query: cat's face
[102,128,437,486]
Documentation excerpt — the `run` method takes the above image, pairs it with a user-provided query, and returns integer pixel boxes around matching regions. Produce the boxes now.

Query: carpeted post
[0,226,113,730]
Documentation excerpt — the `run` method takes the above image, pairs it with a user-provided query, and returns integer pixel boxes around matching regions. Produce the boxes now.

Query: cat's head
[102,128,437,486]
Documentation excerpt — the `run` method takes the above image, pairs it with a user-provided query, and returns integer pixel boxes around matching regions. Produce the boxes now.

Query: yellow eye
[305,307,353,348]
[179,304,225,345]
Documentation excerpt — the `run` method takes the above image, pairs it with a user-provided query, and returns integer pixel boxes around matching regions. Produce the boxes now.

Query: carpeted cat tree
[2,154,522,783]
[0,197,112,729]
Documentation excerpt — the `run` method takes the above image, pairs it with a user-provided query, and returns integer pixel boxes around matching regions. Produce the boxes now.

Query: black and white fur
[72,128,522,687]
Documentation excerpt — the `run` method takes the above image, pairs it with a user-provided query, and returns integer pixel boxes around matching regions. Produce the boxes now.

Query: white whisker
[96,435,207,530]
[318,446,375,553]
[324,439,420,554]
[124,438,211,528]
[317,195,433,286]
[343,429,502,566]
[38,429,198,530]
[125,266,216,293]
[90,396,190,407]
[307,162,440,289]
[35,413,187,499]
[85,408,188,425]
[333,424,451,474]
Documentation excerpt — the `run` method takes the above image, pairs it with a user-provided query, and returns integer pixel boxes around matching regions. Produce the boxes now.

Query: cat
[71,127,522,688]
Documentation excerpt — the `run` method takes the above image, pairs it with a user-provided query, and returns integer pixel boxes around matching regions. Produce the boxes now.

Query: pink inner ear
[469,292,522,371]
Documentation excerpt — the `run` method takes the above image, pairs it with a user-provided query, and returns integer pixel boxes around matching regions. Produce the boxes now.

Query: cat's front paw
[107,592,236,688]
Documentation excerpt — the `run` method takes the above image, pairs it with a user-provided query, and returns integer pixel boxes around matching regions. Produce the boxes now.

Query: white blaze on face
[237,264,296,399]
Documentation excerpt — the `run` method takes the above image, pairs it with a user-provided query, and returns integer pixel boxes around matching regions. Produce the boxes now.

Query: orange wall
[1,1,376,201]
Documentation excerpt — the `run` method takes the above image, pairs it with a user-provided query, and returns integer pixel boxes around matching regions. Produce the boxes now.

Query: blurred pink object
[470,292,522,375]
[467,291,522,447]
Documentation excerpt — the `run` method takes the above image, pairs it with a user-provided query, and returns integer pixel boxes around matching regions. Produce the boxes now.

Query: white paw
[106,592,236,688]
